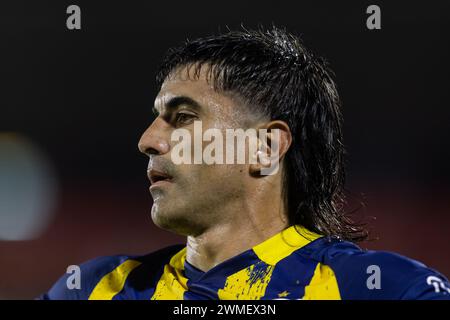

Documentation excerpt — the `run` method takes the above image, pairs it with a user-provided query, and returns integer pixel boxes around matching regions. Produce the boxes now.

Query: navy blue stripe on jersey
[262,249,318,299]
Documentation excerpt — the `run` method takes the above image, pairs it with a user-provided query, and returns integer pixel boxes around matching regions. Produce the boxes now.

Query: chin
[151,205,202,236]
[150,205,170,228]
[151,205,184,234]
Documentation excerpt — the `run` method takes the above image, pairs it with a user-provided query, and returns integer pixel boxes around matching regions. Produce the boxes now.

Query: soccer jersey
[40,225,450,300]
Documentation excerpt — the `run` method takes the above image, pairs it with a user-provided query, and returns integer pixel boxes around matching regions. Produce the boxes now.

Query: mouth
[148,169,173,188]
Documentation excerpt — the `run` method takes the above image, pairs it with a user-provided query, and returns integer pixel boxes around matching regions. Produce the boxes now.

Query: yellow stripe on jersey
[253,225,322,265]
[218,263,275,300]
[151,247,188,300]
[302,263,341,300]
[88,259,142,300]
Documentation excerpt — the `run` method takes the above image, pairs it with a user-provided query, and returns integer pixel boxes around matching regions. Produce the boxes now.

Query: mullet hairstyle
[156,26,367,242]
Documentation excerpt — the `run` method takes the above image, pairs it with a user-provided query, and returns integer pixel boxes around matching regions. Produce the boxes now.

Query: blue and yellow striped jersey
[40,225,450,300]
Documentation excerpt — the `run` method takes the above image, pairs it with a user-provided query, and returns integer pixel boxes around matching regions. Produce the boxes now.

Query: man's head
[138,26,366,241]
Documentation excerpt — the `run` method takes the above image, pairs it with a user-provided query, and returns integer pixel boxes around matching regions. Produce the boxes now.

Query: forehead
[154,66,237,116]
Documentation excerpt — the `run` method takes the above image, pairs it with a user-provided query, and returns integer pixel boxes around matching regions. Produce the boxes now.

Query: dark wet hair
[156,26,367,242]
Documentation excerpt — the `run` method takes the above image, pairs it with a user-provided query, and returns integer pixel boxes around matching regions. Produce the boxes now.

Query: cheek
[199,163,246,191]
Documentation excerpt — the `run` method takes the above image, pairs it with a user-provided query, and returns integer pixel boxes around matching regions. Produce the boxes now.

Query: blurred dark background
[1,0,449,299]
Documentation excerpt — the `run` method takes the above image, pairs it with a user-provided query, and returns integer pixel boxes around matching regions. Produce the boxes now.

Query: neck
[185,182,289,272]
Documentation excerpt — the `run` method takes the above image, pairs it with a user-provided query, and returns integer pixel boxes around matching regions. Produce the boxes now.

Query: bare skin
[138,65,292,272]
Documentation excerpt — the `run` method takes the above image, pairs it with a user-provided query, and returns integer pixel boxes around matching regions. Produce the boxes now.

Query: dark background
[1,0,449,299]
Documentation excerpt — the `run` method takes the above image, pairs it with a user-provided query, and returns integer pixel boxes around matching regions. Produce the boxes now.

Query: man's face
[138,66,257,236]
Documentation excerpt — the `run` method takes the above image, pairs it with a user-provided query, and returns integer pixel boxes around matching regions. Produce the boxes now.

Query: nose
[138,117,170,156]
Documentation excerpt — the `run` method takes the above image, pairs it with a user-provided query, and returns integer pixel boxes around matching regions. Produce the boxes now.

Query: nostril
[147,147,160,155]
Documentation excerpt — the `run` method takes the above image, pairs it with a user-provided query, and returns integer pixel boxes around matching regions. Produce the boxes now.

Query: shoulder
[300,237,450,300]
[39,244,185,300]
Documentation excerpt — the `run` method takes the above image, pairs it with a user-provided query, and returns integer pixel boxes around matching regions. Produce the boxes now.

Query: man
[41,26,450,300]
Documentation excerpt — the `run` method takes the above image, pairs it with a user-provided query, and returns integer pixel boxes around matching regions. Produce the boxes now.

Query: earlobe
[249,150,270,176]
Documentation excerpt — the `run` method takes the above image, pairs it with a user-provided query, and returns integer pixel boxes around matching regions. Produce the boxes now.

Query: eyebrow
[153,95,203,115]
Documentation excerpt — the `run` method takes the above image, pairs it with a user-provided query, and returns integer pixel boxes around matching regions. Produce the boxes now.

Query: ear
[249,120,292,176]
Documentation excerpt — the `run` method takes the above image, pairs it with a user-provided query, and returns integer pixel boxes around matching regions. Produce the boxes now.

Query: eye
[174,112,197,126]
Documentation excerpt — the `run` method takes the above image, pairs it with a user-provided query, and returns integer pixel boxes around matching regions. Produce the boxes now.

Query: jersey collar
[170,224,323,281]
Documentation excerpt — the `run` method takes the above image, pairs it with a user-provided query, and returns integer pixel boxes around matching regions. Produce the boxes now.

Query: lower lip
[149,180,172,190]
